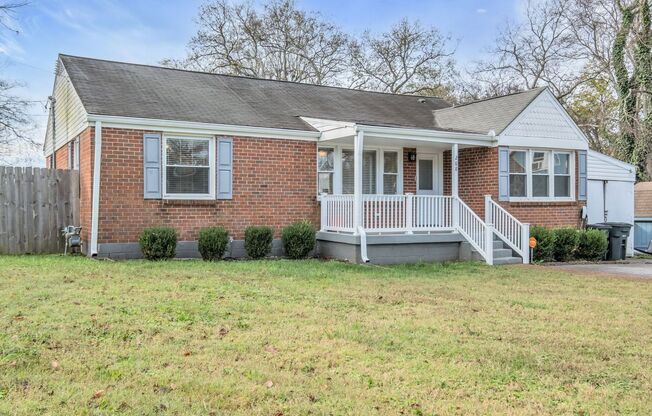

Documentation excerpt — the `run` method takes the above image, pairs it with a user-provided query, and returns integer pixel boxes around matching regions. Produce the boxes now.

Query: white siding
[499,90,588,150]
[587,150,636,182]
[43,60,88,157]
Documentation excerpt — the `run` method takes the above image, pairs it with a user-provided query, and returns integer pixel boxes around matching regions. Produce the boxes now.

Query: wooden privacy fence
[0,166,80,254]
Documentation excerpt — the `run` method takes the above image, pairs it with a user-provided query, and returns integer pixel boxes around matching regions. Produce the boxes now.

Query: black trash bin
[599,222,632,260]
[587,224,612,260]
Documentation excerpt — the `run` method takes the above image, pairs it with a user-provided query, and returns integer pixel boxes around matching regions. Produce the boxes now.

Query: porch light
[407,151,416,162]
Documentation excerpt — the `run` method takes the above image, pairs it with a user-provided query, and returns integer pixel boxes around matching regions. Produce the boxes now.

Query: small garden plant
[139,226,177,260]
[198,226,230,261]
[244,226,274,259]
[282,220,316,259]
[530,226,608,263]
[530,225,555,262]
[577,229,609,261]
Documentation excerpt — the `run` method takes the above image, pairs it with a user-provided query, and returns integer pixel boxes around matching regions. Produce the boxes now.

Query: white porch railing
[320,194,495,264]
[321,194,455,234]
[485,195,530,264]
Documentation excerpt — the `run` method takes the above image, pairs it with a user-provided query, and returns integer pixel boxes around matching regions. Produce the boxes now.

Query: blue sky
[0,0,522,153]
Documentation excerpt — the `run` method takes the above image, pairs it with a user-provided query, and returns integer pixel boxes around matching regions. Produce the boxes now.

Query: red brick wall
[79,128,94,245]
[93,127,319,244]
[443,146,585,228]
[403,148,416,194]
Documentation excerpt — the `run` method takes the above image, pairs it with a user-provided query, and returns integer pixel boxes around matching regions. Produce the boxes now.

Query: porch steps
[492,237,523,265]
[462,236,523,264]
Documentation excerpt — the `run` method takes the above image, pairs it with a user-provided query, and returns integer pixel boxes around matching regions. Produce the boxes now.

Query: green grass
[0,256,650,415]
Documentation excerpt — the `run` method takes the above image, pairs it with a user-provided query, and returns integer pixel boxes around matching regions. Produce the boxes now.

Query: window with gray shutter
[498,146,509,201]
[217,137,233,199]
[578,150,587,200]
[143,133,162,199]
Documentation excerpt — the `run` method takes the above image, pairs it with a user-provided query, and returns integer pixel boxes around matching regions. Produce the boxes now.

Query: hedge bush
[282,220,316,259]
[244,226,274,259]
[577,229,609,261]
[198,226,230,261]
[139,227,177,260]
[552,227,580,262]
[530,225,555,262]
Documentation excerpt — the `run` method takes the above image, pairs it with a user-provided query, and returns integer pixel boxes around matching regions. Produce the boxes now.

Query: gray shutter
[498,146,509,201]
[578,150,587,201]
[217,137,233,199]
[143,133,162,199]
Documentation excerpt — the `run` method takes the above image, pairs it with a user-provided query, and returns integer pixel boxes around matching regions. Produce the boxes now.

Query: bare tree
[470,0,589,102]
[164,0,349,85]
[347,18,456,95]
[0,1,34,165]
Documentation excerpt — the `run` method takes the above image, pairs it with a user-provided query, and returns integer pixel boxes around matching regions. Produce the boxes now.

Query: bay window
[508,149,574,200]
[164,136,214,198]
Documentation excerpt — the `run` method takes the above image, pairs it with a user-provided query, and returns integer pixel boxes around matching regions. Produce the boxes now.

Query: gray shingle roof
[60,54,547,135]
[60,54,454,132]
[433,87,547,134]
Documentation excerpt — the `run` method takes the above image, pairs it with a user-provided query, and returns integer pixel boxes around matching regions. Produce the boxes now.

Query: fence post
[406,193,414,234]
[485,224,494,265]
[522,223,530,264]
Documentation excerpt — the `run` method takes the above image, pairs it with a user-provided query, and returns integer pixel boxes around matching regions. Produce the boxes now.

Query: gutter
[89,121,102,256]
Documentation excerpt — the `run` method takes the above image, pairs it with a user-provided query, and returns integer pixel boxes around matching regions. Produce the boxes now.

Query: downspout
[48,96,56,168]
[357,226,370,263]
[90,121,102,257]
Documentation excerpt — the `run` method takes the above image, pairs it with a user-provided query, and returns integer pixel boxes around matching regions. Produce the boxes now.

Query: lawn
[0,256,650,415]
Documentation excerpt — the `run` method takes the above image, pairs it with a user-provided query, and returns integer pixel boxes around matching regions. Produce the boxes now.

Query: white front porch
[311,122,531,265]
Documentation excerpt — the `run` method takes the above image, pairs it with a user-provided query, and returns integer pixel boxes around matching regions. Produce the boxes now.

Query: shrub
[282,220,316,259]
[530,225,555,262]
[198,226,230,261]
[577,229,609,261]
[244,226,274,259]
[139,227,177,260]
[552,227,580,262]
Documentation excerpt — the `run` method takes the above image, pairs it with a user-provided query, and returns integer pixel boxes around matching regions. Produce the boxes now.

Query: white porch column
[353,129,364,234]
[451,143,459,228]
[451,144,459,198]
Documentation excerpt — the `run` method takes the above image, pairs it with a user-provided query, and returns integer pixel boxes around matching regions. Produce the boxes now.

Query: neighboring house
[44,54,592,265]
[634,182,652,252]
[586,150,636,256]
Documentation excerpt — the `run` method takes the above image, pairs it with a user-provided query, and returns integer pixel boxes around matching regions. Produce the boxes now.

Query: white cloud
[476,8,488,14]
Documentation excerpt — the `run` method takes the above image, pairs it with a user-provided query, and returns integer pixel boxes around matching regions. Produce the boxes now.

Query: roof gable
[499,89,588,149]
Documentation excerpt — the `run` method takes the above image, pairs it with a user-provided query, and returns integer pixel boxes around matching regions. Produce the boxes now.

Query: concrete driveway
[553,260,652,279]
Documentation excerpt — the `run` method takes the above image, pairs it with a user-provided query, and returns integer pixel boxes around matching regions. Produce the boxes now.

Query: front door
[417,154,440,195]
[416,154,442,227]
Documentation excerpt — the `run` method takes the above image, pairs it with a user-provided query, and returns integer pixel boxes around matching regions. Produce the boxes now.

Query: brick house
[44,55,590,264]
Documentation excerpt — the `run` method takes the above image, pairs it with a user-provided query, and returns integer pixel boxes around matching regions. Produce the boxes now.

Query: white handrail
[485,195,530,264]
[454,197,492,264]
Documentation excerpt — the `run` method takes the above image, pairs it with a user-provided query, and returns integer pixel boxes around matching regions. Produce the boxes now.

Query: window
[554,153,571,197]
[509,150,527,197]
[508,149,574,200]
[341,149,377,194]
[317,147,334,194]
[164,136,213,198]
[531,151,549,197]
[383,151,399,194]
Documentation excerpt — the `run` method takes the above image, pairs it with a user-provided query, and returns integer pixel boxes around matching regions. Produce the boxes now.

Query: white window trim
[317,146,335,195]
[162,135,215,200]
[508,148,575,202]
[317,145,403,197]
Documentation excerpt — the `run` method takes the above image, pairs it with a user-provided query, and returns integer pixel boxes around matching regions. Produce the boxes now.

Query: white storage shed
[586,150,636,256]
